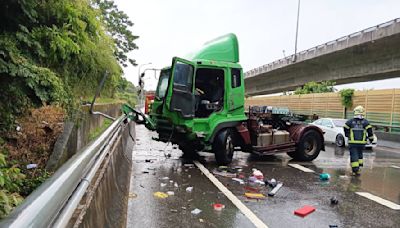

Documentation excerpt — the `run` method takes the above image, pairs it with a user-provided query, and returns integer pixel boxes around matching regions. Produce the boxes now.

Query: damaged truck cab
[148,33,324,165]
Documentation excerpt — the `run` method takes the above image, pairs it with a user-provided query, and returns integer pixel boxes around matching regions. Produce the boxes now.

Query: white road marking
[288,164,315,173]
[193,161,268,228]
[356,192,400,210]
[390,165,400,169]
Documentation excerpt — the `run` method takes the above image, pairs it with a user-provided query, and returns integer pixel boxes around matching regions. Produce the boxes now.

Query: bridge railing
[0,115,126,228]
[245,17,400,78]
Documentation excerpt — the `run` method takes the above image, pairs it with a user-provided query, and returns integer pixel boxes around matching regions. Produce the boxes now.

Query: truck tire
[289,130,322,161]
[213,129,234,165]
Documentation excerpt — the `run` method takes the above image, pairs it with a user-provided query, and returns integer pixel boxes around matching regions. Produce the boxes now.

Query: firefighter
[343,106,374,176]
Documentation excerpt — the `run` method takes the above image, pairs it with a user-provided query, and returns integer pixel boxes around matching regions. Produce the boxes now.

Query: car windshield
[155,69,170,99]
[333,119,347,127]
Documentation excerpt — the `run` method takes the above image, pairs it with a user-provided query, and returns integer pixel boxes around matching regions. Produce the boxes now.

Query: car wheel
[335,134,345,147]
[213,129,234,165]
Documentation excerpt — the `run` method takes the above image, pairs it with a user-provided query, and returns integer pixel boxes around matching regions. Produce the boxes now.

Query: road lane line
[288,164,315,173]
[193,161,268,228]
[356,192,400,210]
[390,165,400,169]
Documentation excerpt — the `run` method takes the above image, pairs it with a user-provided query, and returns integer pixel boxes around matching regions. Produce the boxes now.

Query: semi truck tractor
[124,33,324,165]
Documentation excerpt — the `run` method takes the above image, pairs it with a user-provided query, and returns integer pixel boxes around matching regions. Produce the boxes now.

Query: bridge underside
[245,33,400,96]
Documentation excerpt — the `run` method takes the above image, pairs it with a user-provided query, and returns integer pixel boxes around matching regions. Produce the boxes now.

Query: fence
[246,89,400,133]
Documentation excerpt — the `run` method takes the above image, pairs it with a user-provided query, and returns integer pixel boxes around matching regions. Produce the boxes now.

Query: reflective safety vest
[343,118,373,145]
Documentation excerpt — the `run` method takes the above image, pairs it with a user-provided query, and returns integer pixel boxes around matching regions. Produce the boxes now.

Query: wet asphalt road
[127,125,400,228]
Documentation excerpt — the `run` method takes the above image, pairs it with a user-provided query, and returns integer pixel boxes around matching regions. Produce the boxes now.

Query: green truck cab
[147,34,324,165]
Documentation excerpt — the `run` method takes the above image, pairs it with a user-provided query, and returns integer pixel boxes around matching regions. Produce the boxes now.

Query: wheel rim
[226,135,234,157]
[304,136,317,155]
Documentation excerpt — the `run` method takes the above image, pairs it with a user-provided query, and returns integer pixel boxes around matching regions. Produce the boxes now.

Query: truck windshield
[155,69,170,100]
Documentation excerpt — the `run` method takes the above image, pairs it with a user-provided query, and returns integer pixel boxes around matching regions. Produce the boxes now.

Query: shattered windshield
[155,69,170,99]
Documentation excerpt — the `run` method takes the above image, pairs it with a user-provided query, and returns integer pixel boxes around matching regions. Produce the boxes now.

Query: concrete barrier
[46,103,122,171]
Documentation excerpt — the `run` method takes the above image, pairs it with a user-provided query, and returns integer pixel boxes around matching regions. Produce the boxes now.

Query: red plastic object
[294,205,316,217]
[213,203,225,211]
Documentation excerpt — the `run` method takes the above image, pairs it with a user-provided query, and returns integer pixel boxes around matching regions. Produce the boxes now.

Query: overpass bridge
[245,18,400,96]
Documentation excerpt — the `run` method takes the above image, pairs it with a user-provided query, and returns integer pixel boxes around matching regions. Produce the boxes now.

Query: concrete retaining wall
[46,103,123,171]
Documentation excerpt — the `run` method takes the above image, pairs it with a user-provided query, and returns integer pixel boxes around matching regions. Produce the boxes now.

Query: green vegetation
[0,151,25,219]
[0,0,138,133]
[294,81,336,95]
[339,88,355,108]
[0,0,138,217]
[89,118,113,141]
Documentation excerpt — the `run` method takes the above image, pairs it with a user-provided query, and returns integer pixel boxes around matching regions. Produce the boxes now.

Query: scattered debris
[339,175,350,179]
[232,178,245,185]
[213,203,225,211]
[252,168,264,180]
[160,177,169,180]
[186,186,193,192]
[248,176,265,185]
[191,208,202,215]
[142,171,150,174]
[329,225,338,228]
[266,178,277,188]
[145,159,153,163]
[181,206,187,210]
[147,167,156,170]
[184,163,195,168]
[153,192,169,199]
[319,173,331,181]
[169,180,174,183]
[294,205,316,217]
[16,126,21,132]
[268,182,283,197]
[199,218,204,223]
[212,166,237,178]
[26,164,38,169]
[330,196,339,205]
[167,191,175,196]
[174,182,179,188]
[170,209,178,213]
[188,175,191,178]
[129,192,137,199]
[244,186,261,193]
[244,192,266,199]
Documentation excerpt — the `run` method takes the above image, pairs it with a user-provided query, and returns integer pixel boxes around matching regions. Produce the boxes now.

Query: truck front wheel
[213,129,234,165]
[289,130,322,161]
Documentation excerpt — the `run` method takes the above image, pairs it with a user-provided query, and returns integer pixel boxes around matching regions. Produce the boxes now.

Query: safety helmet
[353,105,365,116]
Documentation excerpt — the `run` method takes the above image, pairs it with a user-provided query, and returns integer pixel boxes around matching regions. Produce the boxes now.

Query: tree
[93,0,139,67]
[294,81,336,95]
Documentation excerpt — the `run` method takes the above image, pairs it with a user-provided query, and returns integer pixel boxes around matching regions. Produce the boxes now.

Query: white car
[311,118,377,148]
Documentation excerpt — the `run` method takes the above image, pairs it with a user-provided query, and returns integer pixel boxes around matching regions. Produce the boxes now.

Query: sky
[114,0,400,92]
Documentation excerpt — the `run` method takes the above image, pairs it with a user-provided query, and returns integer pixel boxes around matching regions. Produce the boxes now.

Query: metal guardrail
[245,17,400,78]
[0,115,126,228]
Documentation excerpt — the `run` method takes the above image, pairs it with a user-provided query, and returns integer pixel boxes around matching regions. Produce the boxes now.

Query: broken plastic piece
[268,182,283,196]
[191,208,202,215]
[330,196,339,205]
[319,173,331,181]
[153,192,168,199]
[232,178,245,184]
[170,209,178,213]
[212,169,237,178]
[160,177,169,180]
[167,191,175,196]
[213,203,225,211]
[252,169,264,180]
[160,183,167,187]
[294,205,316,217]
[174,182,179,188]
[26,164,38,169]
[186,186,193,192]
[244,192,266,199]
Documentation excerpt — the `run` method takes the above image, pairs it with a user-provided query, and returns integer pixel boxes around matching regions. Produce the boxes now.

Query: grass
[88,118,113,141]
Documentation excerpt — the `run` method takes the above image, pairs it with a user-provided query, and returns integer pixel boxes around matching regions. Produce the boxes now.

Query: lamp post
[294,0,301,62]
[138,62,151,108]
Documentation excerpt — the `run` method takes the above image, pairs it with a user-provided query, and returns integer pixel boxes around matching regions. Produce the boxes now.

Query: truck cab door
[168,57,196,118]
